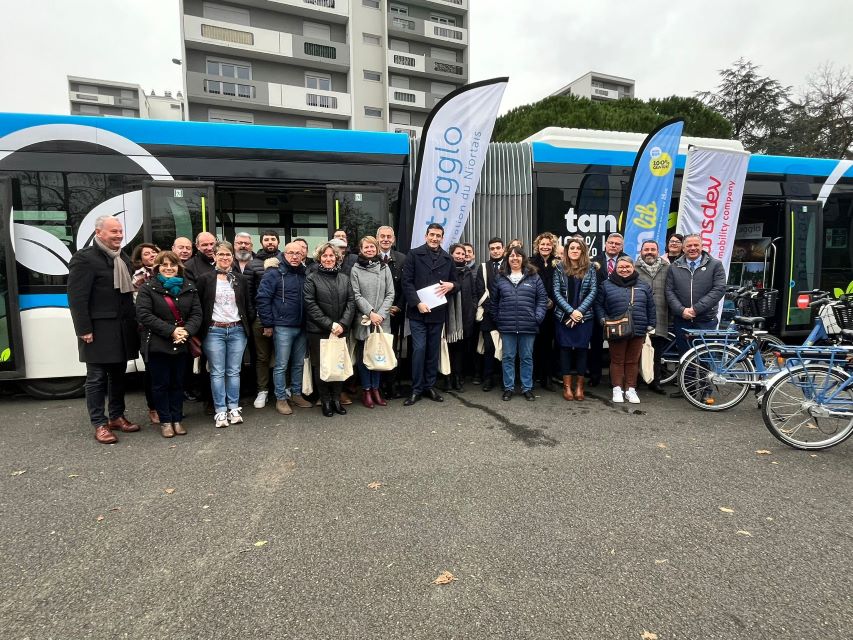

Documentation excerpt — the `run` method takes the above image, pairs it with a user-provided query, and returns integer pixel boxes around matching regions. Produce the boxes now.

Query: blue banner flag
[622,118,684,259]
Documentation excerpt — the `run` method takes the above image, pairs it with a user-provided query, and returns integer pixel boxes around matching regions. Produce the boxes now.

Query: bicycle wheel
[659,332,679,385]
[761,364,853,450]
[757,334,785,371]
[678,344,754,411]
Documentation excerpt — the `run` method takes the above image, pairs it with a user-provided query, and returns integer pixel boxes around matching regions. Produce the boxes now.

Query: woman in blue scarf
[136,251,202,437]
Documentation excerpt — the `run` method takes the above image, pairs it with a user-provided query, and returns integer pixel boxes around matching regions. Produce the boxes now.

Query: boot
[371,388,387,407]
[321,400,334,417]
[575,376,585,401]
[455,375,465,392]
[482,376,495,392]
[332,400,347,415]
[541,377,554,392]
[160,422,175,438]
[361,389,375,409]
[172,421,187,436]
[562,375,575,401]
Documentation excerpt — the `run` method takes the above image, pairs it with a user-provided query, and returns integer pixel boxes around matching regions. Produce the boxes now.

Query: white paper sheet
[416,284,447,309]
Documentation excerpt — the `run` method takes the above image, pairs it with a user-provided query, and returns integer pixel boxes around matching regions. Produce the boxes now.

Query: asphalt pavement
[1,382,851,640]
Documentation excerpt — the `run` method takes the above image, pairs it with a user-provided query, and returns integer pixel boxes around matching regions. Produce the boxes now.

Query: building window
[304,0,337,7]
[303,21,331,40]
[121,109,137,117]
[203,2,251,26]
[432,25,462,40]
[431,81,456,97]
[208,108,254,124]
[78,104,100,115]
[430,47,456,62]
[362,0,379,7]
[205,80,255,98]
[389,38,409,52]
[306,119,334,129]
[206,59,252,80]
[390,75,409,89]
[307,94,339,109]
[362,33,381,46]
[390,110,410,125]
[363,70,382,82]
[305,73,332,91]
[201,23,254,45]
[364,107,383,118]
[389,3,408,15]
[430,13,456,26]
[78,84,99,94]
[391,16,415,30]
[304,42,337,59]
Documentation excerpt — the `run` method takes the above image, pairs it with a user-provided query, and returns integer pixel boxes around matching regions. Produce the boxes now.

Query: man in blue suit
[401,223,457,406]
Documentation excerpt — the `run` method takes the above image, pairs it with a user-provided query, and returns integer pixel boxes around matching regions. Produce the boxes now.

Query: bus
[0,112,410,398]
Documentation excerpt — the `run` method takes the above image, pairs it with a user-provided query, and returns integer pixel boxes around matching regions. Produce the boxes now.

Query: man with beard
[233,232,255,276]
[183,232,217,283]
[246,230,284,408]
[376,225,407,397]
[172,237,193,263]
[635,240,670,394]
[474,237,505,391]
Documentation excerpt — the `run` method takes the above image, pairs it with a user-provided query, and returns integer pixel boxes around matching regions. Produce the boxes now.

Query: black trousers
[560,347,588,376]
[84,362,127,428]
[448,337,471,377]
[533,310,555,382]
[588,321,604,380]
[307,333,343,402]
[480,330,497,379]
[146,353,188,423]
[650,334,668,385]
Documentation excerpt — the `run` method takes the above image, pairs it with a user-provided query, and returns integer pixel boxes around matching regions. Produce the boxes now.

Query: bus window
[329,188,389,250]
[785,200,823,332]
[143,182,215,251]
[0,177,24,376]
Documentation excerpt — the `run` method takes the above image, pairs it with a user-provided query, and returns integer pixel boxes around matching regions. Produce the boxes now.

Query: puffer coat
[594,277,657,339]
[489,267,548,334]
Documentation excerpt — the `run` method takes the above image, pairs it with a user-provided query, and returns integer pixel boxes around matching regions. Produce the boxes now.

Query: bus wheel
[19,377,86,400]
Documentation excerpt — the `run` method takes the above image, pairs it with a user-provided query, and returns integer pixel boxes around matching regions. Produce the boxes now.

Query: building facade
[551,72,635,102]
[68,76,185,120]
[179,0,469,135]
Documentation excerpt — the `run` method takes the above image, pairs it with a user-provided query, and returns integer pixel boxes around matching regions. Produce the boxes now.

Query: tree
[697,58,790,154]
[784,63,853,159]
[492,94,732,143]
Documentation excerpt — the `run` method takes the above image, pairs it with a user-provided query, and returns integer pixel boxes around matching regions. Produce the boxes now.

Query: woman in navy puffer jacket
[594,256,656,405]
[490,246,548,402]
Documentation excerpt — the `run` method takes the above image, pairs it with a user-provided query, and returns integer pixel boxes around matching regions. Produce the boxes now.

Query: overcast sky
[1,0,850,116]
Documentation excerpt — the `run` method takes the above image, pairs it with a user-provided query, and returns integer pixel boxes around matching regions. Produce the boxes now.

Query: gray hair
[607,233,624,241]
[682,233,702,244]
[376,225,395,236]
[234,231,252,241]
[94,215,116,230]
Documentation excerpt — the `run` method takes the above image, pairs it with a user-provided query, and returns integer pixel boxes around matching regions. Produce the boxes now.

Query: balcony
[591,87,621,100]
[267,0,349,22]
[390,124,422,139]
[386,13,468,48]
[184,15,349,71]
[187,71,351,119]
[405,0,468,13]
[68,92,140,109]
[386,49,467,82]
[388,86,446,112]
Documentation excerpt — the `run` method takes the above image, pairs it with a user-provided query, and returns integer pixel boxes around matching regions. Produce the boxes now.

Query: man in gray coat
[635,240,670,394]
[665,233,727,397]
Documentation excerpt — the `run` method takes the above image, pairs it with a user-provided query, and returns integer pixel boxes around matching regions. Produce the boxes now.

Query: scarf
[609,270,639,287]
[641,257,663,278]
[215,266,236,287]
[318,264,340,274]
[157,274,184,296]
[445,261,467,344]
[94,236,134,293]
[357,255,379,269]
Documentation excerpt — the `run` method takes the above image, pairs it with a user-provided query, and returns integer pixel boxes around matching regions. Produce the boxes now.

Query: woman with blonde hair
[552,239,597,401]
[530,232,560,391]
[350,235,395,408]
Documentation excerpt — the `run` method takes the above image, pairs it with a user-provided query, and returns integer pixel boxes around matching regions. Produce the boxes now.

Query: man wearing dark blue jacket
[401,223,457,406]
[256,242,312,415]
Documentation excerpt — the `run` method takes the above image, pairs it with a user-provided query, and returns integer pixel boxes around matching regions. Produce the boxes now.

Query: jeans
[409,319,443,394]
[501,333,536,392]
[357,340,382,389]
[84,362,127,427]
[203,325,248,413]
[272,326,306,400]
[146,353,188,423]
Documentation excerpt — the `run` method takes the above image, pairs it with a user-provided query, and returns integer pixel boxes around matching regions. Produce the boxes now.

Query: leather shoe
[523,391,536,401]
[321,400,334,417]
[648,383,667,395]
[94,425,117,444]
[290,395,313,409]
[423,388,443,402]
[361,389,375,409]
[107,416,139,432]
[482,378,494,392]
[371,388,387,407]
[339,392,353,406]
[160,423,175,438]
[502,390,513,401]
[172,422,187,436]
[332,400,347,415]
[403,393,421,406]
[148,409,160,424]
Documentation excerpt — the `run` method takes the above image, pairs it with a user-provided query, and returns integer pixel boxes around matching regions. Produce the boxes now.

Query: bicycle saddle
[733,316,766,328]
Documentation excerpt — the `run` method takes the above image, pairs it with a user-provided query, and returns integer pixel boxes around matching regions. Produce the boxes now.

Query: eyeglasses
[215,253,232,257]
[284,251,302,257]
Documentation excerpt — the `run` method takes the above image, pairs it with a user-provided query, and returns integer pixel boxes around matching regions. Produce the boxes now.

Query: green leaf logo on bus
[0,348,10,362]
[833,281,853,298]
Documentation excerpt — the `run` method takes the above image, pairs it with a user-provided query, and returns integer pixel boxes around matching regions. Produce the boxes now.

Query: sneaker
[612,387,624,403]
[502,390,513,401]
[228,407,244,424]
[214,412,229,428]
[253,391,268,409]
[625,388,640,404]
[276,399,292,415]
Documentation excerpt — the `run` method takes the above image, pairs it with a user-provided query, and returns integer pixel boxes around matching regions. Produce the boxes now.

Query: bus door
[142,182,215,249]
[327,186,390,249]
[0,176,25,379]
[781,199,823,337]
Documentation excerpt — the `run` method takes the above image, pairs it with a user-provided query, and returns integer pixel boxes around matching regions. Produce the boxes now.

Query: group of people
[69,215,725,445]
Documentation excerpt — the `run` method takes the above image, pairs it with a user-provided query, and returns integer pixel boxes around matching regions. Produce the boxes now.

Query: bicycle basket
[831,299,853,330]
[736,289,778,318]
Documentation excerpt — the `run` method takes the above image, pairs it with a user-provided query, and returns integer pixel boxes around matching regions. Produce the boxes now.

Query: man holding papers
[401,223,457,406]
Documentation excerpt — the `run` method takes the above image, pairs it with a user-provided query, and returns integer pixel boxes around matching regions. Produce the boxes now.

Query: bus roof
[0,112,411,156]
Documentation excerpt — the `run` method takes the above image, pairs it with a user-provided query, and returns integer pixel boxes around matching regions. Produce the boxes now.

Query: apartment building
[552,72,635,102]
[68,76,185,120]
[179,0,469,136]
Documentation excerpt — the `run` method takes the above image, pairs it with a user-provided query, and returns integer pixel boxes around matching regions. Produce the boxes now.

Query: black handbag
[603,287,635,341]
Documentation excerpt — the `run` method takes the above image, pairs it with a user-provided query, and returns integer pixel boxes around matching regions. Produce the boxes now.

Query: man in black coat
[183,231,216,283]
[474,237,505,391]
[401,223,457,405]
[589,232,628,386]
[67,216,140,444]
[377,225,407,397]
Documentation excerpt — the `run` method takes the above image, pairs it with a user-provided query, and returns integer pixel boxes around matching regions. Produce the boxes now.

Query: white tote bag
[320,333,354,382]
[301,356,313,396]
[640,334,655,384]
[363,326,397,371]
[439,327,451,375]
[490,330,503,361]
